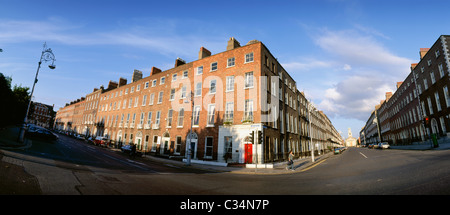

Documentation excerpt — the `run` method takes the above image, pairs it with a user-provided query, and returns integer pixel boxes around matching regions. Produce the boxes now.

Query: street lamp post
[186,91,194,166]
[308,101,315,163]
[18,42,56,142]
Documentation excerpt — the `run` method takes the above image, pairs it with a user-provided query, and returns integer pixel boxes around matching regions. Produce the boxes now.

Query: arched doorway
[243,135,253,164]
[161,131,170,155]
[135,131,143,151]
[186,132,198,159]
[117,130,123,147]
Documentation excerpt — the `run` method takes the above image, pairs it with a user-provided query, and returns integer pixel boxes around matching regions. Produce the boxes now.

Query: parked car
[373,143,380,149]
[334,148,341,154]
[25,127,59,142]
[93,136,108,147]
[378,142,390,149]
[121,144,142,157]
[75,134,85,140]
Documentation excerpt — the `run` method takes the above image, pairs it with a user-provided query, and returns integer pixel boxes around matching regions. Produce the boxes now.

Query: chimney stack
[420,48,429,60]
[118,77,127,87]
[227,37,241,51]
[198,47,211,59]
[385,92,393,101]
[175,58,186,67]
[150,67,162,76]
[107,80,118,90]
[132,70,143,82]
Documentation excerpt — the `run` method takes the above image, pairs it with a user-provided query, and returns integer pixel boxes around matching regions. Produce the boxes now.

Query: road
[2,134,450,195]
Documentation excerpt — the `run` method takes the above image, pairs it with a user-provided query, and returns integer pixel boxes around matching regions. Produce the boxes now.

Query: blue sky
[1,0,449,139]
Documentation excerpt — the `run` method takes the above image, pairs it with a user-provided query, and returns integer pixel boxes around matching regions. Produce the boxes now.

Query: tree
[0,73,30,127]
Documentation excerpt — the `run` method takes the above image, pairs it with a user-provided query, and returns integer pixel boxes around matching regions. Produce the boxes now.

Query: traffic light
[249,131,254,144]
[425,117,430,125]
[257,130,263,144]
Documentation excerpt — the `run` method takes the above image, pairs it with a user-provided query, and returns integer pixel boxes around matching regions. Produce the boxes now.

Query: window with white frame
[149,93,154,105]
[209,79,216,94]
[142,95,147,106]
[435,92,442,112]
[177,108,184,127]
[443,86,450,107]
[195,82,202,96]
[147,112,152,125]
[439,64,445,78]
[196,66,203,75]
[227,57,235,67]
[207,104,215,126]
[211,62,218,71]
[170,89,175,100]
[160,77,165,85]
[167,109,173,127]
[245,72,254,88]
[183,70,188,79]
[245,52,254,63]
[193,106,200,126]
[205,137,213,158]
[158,91,163,104]
[427,97,434,115]
[181,86,187,99]
[226,76,234,92]
[140,112,145,125]
[244,99,253,121]
[225,102,234,122]
[224,136,232,155]
[154,111,161,128]
[431,71,436,84]
[134,97,138,107]
[131,113,136,125]
[175,136,182,154]
[172,74,177,82]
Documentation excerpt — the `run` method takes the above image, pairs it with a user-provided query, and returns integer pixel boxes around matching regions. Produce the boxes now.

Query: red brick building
[56,37,343,164]
[361,35,450,146]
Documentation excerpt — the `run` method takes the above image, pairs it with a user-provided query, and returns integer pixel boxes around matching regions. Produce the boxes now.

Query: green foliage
[0,73,30,127]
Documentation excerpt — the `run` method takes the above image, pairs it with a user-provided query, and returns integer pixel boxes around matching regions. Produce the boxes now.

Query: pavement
[2,125,450,176]
[0,126,32,150]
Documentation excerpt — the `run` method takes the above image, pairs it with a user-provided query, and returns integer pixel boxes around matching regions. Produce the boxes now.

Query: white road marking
[359,152,368,158]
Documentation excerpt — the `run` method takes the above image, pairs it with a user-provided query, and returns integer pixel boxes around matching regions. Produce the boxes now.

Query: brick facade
[361,35,450,146]
[55,37,343,164]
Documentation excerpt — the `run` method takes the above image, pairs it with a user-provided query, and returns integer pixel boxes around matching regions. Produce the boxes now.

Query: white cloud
[307,27,413,121]
[0,18,224,59]
[282,58,334,72]
[343,64,351,71]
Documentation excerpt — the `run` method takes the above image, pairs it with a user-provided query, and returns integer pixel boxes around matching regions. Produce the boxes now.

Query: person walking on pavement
[286,150,294,171]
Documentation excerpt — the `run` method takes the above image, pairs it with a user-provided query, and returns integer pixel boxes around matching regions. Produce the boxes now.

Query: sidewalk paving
[0,126,32,150]
[139,151,334,175]
[390,139,450,150]
[3,125,450,175]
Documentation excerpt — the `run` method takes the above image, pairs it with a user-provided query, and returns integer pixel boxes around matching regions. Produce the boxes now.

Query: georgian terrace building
[57,37,343,164]
[360,35,450,146]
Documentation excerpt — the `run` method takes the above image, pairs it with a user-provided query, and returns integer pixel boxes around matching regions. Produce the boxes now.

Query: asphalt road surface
[2,134,450,195]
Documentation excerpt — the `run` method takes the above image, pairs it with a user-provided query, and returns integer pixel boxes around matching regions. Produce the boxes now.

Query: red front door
[244,144,253,164]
